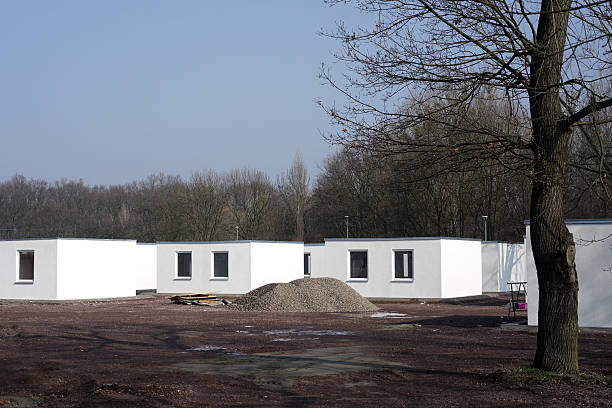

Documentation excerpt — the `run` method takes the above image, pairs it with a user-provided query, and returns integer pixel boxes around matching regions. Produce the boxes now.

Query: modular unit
[526,219,612,328]
[307,237,482,299]
[156,241,304,295]
[0,239,157,300]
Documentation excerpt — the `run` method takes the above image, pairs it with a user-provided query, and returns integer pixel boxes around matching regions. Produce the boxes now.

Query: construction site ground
[0,294,609,407]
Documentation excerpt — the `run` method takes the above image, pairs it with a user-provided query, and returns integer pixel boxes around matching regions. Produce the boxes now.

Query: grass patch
[483,367,611,386]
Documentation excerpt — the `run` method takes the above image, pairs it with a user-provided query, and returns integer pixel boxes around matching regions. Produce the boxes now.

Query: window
[349,251,368,279]
[177,252,192,278]
[18,251,34,281]
[304,253,311,276]
[213,252,229,278]
[394,250,414,279]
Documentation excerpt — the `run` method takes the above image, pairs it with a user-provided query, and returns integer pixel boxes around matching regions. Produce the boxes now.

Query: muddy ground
[0,295,609,407]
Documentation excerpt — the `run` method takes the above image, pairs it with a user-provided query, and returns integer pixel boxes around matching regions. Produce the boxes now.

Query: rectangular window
[18,251,34,281]
[304,253,311,276]
[177,252,192,278]
[394,250,414,279]
[350,251,368,279]
[213,252,229,278]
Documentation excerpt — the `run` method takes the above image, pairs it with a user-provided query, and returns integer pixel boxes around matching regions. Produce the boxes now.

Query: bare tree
[320,0,611,372]
[226,169,275,240]
[277,151,311,241]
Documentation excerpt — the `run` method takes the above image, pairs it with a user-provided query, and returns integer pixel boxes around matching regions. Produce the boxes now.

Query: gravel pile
[231,277,378,312]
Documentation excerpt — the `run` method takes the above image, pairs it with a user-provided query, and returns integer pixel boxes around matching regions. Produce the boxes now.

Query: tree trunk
[528,0,579,374]
[530,144,579,373]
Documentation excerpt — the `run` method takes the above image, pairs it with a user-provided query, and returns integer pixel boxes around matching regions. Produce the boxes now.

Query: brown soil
[0,295,609,407]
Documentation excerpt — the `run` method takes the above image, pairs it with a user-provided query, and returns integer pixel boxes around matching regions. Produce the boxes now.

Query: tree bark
[529,0,579,373]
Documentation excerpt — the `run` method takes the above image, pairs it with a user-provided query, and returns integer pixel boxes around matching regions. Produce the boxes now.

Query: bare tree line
[1,131,608,244]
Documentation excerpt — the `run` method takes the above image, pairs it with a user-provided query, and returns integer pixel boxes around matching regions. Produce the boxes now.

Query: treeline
[0,145,609,243]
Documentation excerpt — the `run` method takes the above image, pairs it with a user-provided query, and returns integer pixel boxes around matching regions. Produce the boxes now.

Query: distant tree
[226,169,275,240]
[277,151,310,241]
[321,0,612,372]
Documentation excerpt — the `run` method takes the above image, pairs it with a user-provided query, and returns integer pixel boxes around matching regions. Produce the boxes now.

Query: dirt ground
[0,294,609,407]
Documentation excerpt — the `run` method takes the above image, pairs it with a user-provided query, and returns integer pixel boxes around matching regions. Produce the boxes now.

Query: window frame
[347,250,368,281]
[304,253,311,277]
[175,251,192,280]
[211,251,229,280]
[16,250,35,283]
[392,249,414,282]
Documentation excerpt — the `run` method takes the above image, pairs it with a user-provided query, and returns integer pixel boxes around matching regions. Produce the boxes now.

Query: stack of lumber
[169,294,230,306]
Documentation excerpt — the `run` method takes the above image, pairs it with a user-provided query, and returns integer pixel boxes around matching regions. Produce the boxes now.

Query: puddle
[271,337,319,342]
[370,312,409,318]
[263,329,355,336]
[173,346,409,389]
[187,345,226,352]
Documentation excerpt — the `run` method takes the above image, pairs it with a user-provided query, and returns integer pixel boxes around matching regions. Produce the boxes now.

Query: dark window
[304,253,311,276]
[394,250,414,279]
[350,251,368,279]
[213,252,229,278]
[19,251,34,280]
[177,252,192,278]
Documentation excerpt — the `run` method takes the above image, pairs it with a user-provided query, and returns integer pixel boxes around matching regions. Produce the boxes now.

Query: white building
[481,241,526,292]
[156,241,304,295]
[526,219,612,328]
[0,239,156,300]
[305,237,482,299]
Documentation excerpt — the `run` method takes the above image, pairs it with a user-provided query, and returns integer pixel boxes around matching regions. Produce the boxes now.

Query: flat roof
[0,238,137,243]
[323,237,481,242]
[524,219,612,225]
[155,240,303,245]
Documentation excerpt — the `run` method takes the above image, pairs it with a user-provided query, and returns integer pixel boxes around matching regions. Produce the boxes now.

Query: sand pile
[231,277,378,312]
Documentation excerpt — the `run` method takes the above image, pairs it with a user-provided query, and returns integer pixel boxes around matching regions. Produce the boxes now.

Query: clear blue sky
[0,1,363,186]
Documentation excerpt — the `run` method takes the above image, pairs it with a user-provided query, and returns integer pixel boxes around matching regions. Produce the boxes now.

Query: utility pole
[235,226,239,241]
[482,215,488,241]
[345,215,349,238]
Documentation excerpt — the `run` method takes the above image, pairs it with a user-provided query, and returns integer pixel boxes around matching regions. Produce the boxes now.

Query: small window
[394,250,414,279]
[19,251,34,281]
[304,253,311,276]
[213,252,229,278]
[350,251,368,279]
[177,252,192,278]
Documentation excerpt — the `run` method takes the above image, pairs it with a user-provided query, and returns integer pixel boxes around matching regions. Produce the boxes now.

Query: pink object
[517,302,528,310]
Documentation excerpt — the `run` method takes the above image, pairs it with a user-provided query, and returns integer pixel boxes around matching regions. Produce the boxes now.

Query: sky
[0,1,365,186]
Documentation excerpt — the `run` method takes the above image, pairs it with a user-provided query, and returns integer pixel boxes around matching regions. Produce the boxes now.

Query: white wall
[0,240,58,300]
[501,243,526,288]
[250,242,304,289]
[481,243,501,292]
[156,241,252,295]
[305,244,325,277]
[135,243,157,290]
[441,239,482,298]
[314,238,444,298]
[482,242,526,292]
[56,239,139,300]
[526,221,612,328]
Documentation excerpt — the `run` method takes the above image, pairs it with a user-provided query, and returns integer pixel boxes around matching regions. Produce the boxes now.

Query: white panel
[250,242,304,290]
[501,243,526,289]
[56,240,138,300]
[135,243,157,290]
[525,226,538,326]
[572,223,612,327]
[526,222,612,328]
[481,243,501,292]
[0,240,58,300]
[305,244,326,277]
[440,239,482,298]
